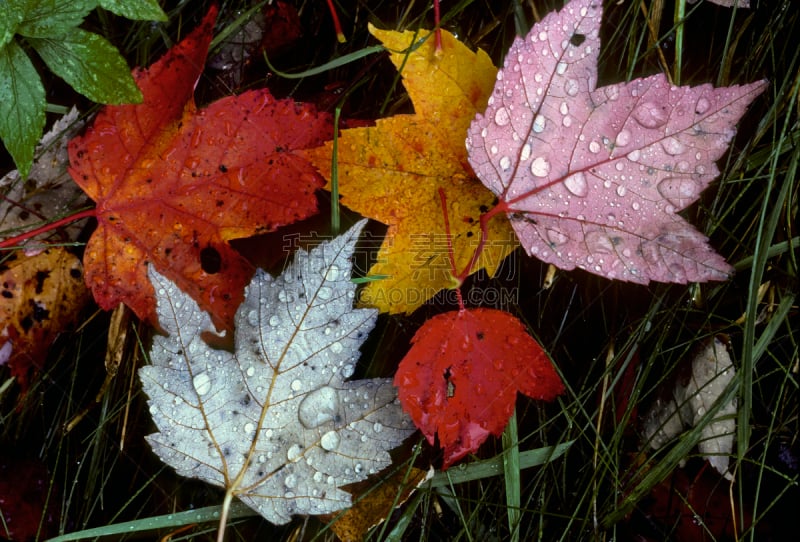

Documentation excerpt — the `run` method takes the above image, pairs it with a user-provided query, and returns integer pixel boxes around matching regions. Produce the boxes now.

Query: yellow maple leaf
[305,25,517,313]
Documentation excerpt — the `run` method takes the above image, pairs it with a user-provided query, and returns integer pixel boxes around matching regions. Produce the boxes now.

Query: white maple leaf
[140,220,415,533]
[643,336,736,480]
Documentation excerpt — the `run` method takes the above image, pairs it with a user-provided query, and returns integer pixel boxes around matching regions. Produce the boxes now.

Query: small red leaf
[395,308,564,468]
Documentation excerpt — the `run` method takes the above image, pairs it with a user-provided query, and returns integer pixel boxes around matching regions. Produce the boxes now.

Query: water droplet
[373,422,383,433]
[616,185,627,197]
[588,140,601,154]
[538,31,547,41]
[633,102,667,128]
[284,473,297,488]
[627,149,641,162]
[298,386,339,428]
[695,97,710,114]
[520,143,531,161]
[657,177,700,208]
[291,379,303,392]
[246,366,255,377]
[318,286,332,300]
[560,102,569,115]
[330,341,344,354]
[556,61,567,75]
[287,444,303,462]
[192,373,211,396]
[533,114,546,133]
[565,79,580,96]
[615,130,631,147]
[563,172,588,197]
[494,107,510,126]
[313,471,324,482]
[546,228,568,246]
[325,265,339,281]
[244,422,255,434]
[585,231,615,254]
[320,430,340,451]
[530,156,550,177]
[661,137,686,156]
[246,310,258,326]
[632,201,641,211]
[269,315,281,327]
[499,156,511,171]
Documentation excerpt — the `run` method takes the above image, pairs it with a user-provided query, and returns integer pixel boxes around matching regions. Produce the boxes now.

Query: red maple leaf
[395,308,564,468]
[68,7,332,330]
[467,0,766,284]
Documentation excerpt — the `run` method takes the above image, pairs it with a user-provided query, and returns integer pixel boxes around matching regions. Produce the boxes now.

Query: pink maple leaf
[467,0,766,284]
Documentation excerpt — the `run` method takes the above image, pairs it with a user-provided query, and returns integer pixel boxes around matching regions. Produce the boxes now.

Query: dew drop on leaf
[530,157,550,177]
[298,386,339,428]
[320,430,340,451]
[632,102,668,128]
[657,177,700,208]
[533,114,546,133]
[287,444,302,462]
[325,265,340,281]
[695,97,711,114]
[615,129,631,147]
[563,172,588,197]
[192,372,211,396]
[494,107,510,126]
[661,137,686,156]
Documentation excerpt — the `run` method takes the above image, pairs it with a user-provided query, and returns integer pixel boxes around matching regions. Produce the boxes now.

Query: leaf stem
[455,199,510,283]
[0,208,96,249]
[437,188,464,310]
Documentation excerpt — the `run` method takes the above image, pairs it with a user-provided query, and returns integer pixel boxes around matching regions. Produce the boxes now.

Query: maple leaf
[643,336,736,480]
[68,6,332,331]
[466,0,766,284]
[140,220,415,530]
[0,247,89,390]
[304,25,517,314]
[395,308,564,468]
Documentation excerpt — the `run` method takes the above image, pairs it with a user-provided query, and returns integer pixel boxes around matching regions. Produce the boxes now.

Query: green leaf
[0,40,46,178]
[16,0,95,38]
[0,2,24,48]
[29,29,142,104]
[98,0,167,21]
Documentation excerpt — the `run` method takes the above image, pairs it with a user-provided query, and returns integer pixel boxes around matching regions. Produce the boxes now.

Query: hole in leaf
[570,33,586,46]
[200,246,222,274]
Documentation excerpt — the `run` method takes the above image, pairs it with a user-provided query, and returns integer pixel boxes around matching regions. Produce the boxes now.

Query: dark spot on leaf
[219,164,228,173]
[200,247,222,274]
[145,178,153,184]
[476,331,484,340]
[18,211,30,220]
[69,267,82,279]
[30,301,49,322]
[2,290,12,299]
[479,205,489,213]
[216,200,224,207]
[20,316,33,332]
[570,33,586,46]
[466,231,474,238]
[34,270,50,294]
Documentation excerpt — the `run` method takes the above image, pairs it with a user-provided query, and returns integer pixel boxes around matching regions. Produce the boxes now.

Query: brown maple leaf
[68,7,332,331]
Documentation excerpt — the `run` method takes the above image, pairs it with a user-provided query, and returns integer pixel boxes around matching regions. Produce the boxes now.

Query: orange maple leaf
[304,26,517,314]
[68,7,332,330]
